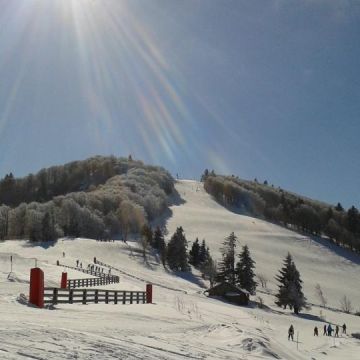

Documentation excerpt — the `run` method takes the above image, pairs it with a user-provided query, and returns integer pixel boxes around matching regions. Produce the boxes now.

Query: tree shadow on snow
[21,239,58,249]
[295,312,326,323]
[165,268,208,289]
[210,194,360,267]
[307,234,360,266]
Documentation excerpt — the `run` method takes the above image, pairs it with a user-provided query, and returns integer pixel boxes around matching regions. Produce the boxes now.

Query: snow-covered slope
[166,180,360,308]
[0,180,359,359]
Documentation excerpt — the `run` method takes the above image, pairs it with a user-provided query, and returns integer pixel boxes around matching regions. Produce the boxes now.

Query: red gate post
[60,272,68,289]
[29,268,44,308]
[146,284,152,304]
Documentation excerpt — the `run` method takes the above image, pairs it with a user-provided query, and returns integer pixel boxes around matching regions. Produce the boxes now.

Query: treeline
[0,155,173,206]
[0,156,174,241]
[202,171,360,253]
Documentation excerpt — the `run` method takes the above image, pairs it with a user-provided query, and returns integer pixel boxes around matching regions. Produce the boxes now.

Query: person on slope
[327,324,333,337]
[342,323,347,334]
[314,326,318,336]
[335,325,339,337]
[323,324,327,336]
[288,325,294,341]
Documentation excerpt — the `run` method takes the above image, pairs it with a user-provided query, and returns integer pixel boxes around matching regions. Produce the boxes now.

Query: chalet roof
[207,281,250,295]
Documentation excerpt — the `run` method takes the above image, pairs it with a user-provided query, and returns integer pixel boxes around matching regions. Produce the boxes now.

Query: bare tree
[201,259,217,287]
[257,273,268,288]
[315,284,327,308]
[117,201,145,242]
[339,295,352,314]
[257,296,264,308]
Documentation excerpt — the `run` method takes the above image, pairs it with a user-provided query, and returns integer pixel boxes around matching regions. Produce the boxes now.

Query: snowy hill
[166,181,360,308]
[0,180,359,359]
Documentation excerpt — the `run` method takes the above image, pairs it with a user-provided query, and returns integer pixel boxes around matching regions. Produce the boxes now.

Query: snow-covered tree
[235,245,257,295]
[189,238,201,266]
[216,232,237,284]
[275,253,306,314]
[117,200,145,242]
[166,227,189,271]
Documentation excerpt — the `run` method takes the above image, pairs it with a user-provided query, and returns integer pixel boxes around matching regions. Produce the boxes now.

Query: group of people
[317,323,347,337]
[288,323,347,341]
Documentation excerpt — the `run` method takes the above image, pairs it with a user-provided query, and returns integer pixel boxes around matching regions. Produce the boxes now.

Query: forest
[0,156,174,242]
[202,170,360,253]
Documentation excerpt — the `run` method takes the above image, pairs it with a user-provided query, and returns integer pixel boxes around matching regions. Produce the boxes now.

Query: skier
[76,259,79,267]
[314,326,318,336]
[80,262,82,268]
[94,257,97,264]
[327,324,333,337]
[342,323,347,334]
[335,325,339,337]
[62,252,65,258]
[323,324,327,336]
[288,325,294,341]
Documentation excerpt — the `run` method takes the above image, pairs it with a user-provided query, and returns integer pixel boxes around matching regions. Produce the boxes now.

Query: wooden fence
[58,263,109,278]
[67,275,119,289]
[44,287,146,305]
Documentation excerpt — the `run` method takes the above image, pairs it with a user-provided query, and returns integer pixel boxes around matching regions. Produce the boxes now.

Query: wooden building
[205,282,250,306]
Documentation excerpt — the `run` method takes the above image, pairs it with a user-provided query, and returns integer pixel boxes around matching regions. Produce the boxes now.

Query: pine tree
[159,238,167,267]
[152,226,166,266]
[189,238,200,266]
[216,232,237,284]
[275,253,306,314]
[201,169,209,182]
[199,239,207,264]
[166,226,190,271]
[153,226,164,249]
[235,245,257,295]
[335,202,344,212]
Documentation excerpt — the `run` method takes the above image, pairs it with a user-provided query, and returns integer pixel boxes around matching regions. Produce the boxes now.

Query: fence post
[114,291,118,304]
[29,268,44,308]
[53,288,58,305]
[122,291,126,304]
[130,292,133,304]
[60,272,67,289]
[95,290,98,304]
[82,289,87,304]
[146,284,153,304]
[69,289,73,304]
[105,291,109,304]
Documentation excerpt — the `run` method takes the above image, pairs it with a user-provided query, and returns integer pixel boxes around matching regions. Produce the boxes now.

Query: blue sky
[0,0,359,208]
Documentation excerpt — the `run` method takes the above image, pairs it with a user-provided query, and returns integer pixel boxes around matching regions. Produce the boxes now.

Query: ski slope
[0,180,359,359]
[167,180,360,308]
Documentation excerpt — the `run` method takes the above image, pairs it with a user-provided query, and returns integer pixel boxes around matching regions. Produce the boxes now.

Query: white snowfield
[0,180,358,359]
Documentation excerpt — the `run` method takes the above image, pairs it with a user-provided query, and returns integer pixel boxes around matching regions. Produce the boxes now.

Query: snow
[0,180,359,359]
